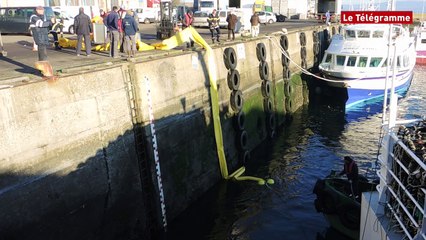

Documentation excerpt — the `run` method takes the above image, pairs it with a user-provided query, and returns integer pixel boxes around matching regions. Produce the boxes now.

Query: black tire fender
[313,42,320,54]
[263,97,273,113]
[234,110,245,130]
[299,32,306,46]
[285,97,293,112]
[283,67,291,80]
[224,47,237,70]
[261,80,272,98]
[280,35,289,50]
[259,61,270,81]
[284,80,293,97]
[300,46,307,60]
[256,42,267,61]
[240,150,250,165]
[230,90,244,112]
[237,130,248,150]
[282,51,290,67]
[312,31,319,42]
[301,58,308,69]
[227,69,240,90]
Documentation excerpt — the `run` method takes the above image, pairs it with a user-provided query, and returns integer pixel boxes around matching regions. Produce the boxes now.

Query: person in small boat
[339,156,359,199]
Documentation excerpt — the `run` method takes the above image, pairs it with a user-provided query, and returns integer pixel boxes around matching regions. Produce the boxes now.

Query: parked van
[134,8,159,24]
[0,6,54,34]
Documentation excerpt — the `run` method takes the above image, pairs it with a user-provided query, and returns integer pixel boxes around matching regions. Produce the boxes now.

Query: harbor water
[162,65,426,240]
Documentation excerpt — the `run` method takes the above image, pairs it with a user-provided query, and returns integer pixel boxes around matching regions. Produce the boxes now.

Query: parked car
[0,6,54,34]
[193,11,209,28]
[256,11,276,24]
[134,8,159,24]
[54,11,74,34]
[275,13,287,22]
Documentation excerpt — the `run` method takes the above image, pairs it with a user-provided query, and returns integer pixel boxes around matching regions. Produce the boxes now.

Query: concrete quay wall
[0,25,332,238]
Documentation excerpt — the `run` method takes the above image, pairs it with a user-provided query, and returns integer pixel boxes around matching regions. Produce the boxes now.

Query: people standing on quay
[250,12,260,37]
[183,10,194,48]
[74,7,92,57]
[106,6,120,58]
[122,10,138,58]
[226,11,238,41]
[29,6,53,61]
[325,10,331,26]
[207,9,220,43]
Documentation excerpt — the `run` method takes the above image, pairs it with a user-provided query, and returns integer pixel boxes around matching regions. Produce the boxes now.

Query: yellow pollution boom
[155,26,274,185]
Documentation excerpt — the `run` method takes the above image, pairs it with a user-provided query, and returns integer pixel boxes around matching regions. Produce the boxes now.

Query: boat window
[382,58,388,67]
[324,54,332,63]
[346,56,356,66]
[422,39,426,44]
[357,30,370,38]
[397,56,401,67]
[358,57,368,67]
[336,55,346,66]
[372,30,384,38]
[369,57,382,67]
[403,54,409,67]
[346,30,355,38]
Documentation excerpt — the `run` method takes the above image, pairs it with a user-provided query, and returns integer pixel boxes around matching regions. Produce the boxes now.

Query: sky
[341,0,425,12]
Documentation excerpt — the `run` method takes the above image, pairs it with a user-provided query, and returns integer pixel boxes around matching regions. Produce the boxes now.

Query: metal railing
[377,121,426,240]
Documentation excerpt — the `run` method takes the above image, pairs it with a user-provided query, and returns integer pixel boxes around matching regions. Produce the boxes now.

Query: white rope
[267,35,364,83]
[144,76,168,229]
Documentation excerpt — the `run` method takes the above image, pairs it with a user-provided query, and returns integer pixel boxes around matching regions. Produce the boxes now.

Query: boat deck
[360,191,405,240]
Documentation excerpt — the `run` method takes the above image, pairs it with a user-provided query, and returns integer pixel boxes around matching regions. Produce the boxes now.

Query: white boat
[415,21,426,65]
[359,24,426,240]
[318,24,416,109]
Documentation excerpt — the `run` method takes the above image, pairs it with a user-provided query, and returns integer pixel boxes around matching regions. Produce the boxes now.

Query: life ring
[259,61,270,81]
[281,51,290,67]
[283,67,291,80]
[230,90,244,112]
[300,46,307,60]
[338,204,360,230]
[263,97,273,113]
[237,130,248,150]
[261,80,272,98]
[313,42,320,54]
[224,47,237,70]
[234,110,245,130]
[301,58,308,69]
[227,69,240,91]
[256,43,267,62]
[299,32,306,46]
[280,35,289,51]
[312,31,319,43]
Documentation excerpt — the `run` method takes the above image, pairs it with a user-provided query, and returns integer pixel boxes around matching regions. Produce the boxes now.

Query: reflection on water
[163,66,426,240]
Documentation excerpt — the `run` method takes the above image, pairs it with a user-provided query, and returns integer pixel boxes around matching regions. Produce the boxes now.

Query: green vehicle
[0,6,54,34]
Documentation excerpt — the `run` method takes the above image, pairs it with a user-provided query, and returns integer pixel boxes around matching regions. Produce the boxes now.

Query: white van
[135,8,159,24]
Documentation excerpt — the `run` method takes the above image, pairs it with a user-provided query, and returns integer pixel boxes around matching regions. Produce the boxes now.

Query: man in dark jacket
[122,10,138,58]
[339,156,359,199]
[207,9,220,43]
[105,6,120,58]
[226,11,238,41]
[74,7,92,57]
[29,6,53,61]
